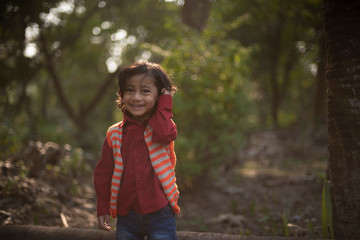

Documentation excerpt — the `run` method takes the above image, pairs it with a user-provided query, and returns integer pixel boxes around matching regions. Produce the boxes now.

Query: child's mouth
[129,104,146,111]
[131,104,144,108]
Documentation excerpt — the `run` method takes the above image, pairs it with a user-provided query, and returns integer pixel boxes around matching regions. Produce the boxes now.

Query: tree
[159,13,257,184]
[0,0,181,151]
[0,0,63,157]
[303,0,327,126]
[218,0,324,128]
[182,0,210,32]
[324,0,360,239]
[38,2,121,133]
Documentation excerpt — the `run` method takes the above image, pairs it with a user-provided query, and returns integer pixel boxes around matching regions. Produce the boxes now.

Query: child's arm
[148,91,177,144]
[94,138,114,230]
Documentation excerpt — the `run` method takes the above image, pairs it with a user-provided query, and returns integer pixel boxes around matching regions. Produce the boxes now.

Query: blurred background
[0,0,328,237]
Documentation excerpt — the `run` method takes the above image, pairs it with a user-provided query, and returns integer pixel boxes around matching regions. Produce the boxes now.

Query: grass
[322,180,334,239]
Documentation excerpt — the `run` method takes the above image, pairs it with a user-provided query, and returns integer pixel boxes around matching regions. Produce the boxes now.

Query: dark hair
[116,61,176,111]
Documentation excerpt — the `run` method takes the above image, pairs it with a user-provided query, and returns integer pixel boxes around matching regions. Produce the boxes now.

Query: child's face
[123,74,159,122]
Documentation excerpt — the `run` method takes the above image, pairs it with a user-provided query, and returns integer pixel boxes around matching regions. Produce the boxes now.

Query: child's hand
[98,214,112,231]
[161,88,172,95]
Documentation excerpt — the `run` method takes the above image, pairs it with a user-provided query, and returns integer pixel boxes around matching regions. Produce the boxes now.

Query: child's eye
[142,89,151,94]
[125,88,134,93]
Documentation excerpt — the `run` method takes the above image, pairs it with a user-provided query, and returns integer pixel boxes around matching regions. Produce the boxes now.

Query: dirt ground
[0,128,328,238]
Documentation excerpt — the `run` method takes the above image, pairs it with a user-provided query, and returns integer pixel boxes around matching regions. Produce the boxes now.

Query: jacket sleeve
[148,94,177,145]
[93,137,114,216]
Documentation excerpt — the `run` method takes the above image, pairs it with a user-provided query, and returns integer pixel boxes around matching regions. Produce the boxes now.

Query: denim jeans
[116,205,177,240]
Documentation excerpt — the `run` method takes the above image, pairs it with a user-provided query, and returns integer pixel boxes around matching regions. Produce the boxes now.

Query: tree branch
[81,67,122,118]
[38,3,121,130]
[39,31,83,129]
[55,3,101,53]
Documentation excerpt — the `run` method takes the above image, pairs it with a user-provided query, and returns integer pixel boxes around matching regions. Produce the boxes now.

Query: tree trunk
[182,0,210,32]
[270,68,279,129]
[268,17,283,129]
[313,30,327,126]
[39,31,120,136]
[324,0,360,239]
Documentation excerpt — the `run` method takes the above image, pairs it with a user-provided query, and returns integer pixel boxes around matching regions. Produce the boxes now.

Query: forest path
[0,129,327,238]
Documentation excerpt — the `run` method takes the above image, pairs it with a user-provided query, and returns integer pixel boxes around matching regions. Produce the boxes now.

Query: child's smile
[123,74,159,122]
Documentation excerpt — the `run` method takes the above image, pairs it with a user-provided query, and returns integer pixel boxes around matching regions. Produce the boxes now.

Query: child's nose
[133,91,142,100]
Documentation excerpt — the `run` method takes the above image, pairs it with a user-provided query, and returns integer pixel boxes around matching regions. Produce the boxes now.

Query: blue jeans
[116,205,177,240]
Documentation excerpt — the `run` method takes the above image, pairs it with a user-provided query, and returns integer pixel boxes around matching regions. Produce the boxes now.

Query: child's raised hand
[161,88,172,95]
[98,214,112,231]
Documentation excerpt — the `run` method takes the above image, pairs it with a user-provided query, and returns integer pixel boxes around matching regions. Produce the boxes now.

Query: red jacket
[94,95,177,216]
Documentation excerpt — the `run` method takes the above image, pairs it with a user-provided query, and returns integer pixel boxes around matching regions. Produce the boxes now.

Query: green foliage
[282,214,290,237]
[3,177,19,196]
[322,180,334,239]
[47,146,91,179]
[215,0,324,128]
[307,221,316,238]
[2,161,28,195]
[1,0,325,187]
[160,27,257,182]
[60,147,87,177]
[239,229,251,236]
[0,123,20,161]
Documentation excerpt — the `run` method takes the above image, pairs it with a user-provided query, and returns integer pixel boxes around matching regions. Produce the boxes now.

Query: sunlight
[24,43,38,58]
[106,42,123,72]
[25,23,39,41]
[57,0,75,14]
[111,42,124,56]
[296,41,306,53]
[40,11,61,27]
[98,1,106,8]
[111,29,127,41]
[24,20,40,59]
[106,57,121,73]
[238,160,289,178]
[40,0,75,27]
[164,0,184,5]
[309,63,318,76]
[90,36,104,45]
[101,21,112,29]
[139,51,152,61]
[92,27,101,35]
[127,35,136,45]
[106,29,138,72]
[76,5,86,15]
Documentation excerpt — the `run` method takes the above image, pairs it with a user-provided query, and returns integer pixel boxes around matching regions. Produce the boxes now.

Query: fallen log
[0,225,113,240]
[0,225,326,240]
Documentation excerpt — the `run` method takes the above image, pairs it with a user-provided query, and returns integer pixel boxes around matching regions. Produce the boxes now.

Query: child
[94,61,180,240]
